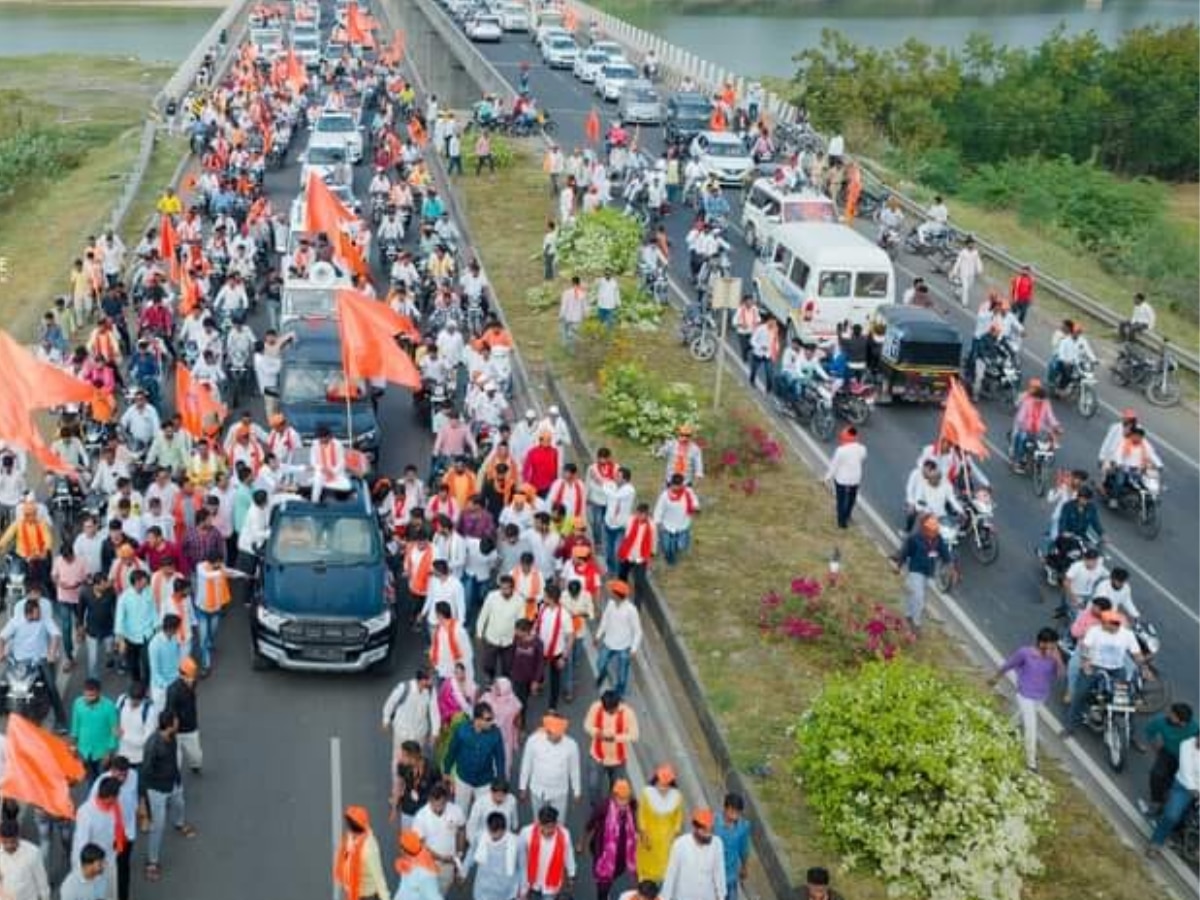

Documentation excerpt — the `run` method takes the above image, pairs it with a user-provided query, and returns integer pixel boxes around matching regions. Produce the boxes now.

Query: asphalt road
[115,20,688,900]
[439,20,1200,819]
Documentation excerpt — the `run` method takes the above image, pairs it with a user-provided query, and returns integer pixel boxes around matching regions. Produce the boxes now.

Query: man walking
[559,277,587,348]
[890,514,953,633]
[519,714,581,822]
[661,809,726,900]
[70,678,119,784]
[824,427,867,529]
[382,668,441,761]
[1009,264,1035,324]
[950,236,983,308]
[141,710,196,882]
[443,702,506,817]
[594,581,642,698]
[1136,703,1198,817]
[988,628,1064,772]
[582,690,639,803]
[165,656,202,775]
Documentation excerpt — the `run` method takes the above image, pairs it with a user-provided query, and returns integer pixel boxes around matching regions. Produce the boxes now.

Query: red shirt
[522,445,560,494]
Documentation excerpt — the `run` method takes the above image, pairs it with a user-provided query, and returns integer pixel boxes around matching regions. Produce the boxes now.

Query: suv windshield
[307,146,346,164]
[280,364,366,402]
[317,115,355,133]
[282,288,335,317]
[268,514,379,566]
[705,141,746,158]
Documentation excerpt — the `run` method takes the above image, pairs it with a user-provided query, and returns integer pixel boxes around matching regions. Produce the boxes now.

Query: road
[112,11,698,900]
[444,20,1200,824]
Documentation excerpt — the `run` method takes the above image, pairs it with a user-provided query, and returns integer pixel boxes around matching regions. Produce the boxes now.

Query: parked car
[542,35,578,68]
[618,79,664,124]
[466,14,503,41]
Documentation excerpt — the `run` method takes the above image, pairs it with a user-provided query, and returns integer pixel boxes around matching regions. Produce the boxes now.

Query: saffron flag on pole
[0,329,97,411]
[937,377,989,458]
[0,714,86,820]
[284,49,308,92]
[304,171,355,238]
[584,108,600,146]
[175,363,228,439]
[159,213,180,281]
[0,389,74,474]
[335,289,421,389]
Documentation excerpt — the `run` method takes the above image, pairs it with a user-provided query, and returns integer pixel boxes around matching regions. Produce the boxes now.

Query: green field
[0,54,180,338]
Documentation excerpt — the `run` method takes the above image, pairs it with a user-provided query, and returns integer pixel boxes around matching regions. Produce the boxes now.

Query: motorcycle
[1038,531,1102,590]
[227,345,253,408]
[1019,433,1058,498]
[973,342,1022,406]
[82,418,112,462]
[1111,338,1181,408]
[935,491,999,590]
[1053,357,1098,418]
[679,304,718,362]
[0,660,50,723]
[0,552,26,608]
[1106,467,1164,539]
[877,226,901,260]
[783,381,836,441]
[48,475,82,538]
[641,260,670,306]
[903,222,959,269]
[832,378,875,426]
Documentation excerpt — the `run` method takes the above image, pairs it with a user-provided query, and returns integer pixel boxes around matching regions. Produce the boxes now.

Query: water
[599,0,1199,77]
[0,5,219,61]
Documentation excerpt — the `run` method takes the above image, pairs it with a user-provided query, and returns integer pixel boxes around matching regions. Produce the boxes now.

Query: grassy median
[0,54,179,337]
[453,140,1157,900]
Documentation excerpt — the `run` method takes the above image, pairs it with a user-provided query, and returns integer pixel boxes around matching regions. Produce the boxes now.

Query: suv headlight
[256,605,287,632]
[363,608,393,633]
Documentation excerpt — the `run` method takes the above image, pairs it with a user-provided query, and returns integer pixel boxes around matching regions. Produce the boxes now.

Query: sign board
[710,276,743,310]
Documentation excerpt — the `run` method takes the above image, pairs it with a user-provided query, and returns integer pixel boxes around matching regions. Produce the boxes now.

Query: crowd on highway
[0,0,1193,898]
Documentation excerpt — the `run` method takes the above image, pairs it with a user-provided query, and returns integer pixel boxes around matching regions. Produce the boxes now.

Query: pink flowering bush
[712,411,784,494]
[757,575,914,662]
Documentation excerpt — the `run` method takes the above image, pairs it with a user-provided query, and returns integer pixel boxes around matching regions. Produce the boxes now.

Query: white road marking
[330,736,343,900]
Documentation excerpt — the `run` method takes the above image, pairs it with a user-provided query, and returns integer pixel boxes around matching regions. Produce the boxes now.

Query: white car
[535,23,568,50]
[466,14,503,41]
[291,32,320,69]
[299,143,351,189]
[497,3,529,31]
[689,131,755,185]
[542,35,578,69]
[589,40,625,63]
[310,109,363,163]
[573,49,609,83]
[595,62,639,102]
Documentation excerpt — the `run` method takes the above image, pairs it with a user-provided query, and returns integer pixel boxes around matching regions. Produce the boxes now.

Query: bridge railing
[561,0,1199,375]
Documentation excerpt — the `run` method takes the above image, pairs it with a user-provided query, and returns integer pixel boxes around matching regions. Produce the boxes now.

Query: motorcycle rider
[1048,322,1096,391]
[119,390,161,450]
[1062,548,1108,617]
[369,166,391,208]
[1009,380,1061,467]
[701,182,730,225]
[876,196,904,247]
[0,594,68,730]
[777,340,830,404]
[915,194,949,244]
[1063,609,1145,737]
[1092,567,1139,623]
[225,315,256,374]
[1098,408,1139,469]
[904,459,963,533]
[377,207,406,263]
[127,339,163,407]
[1101,425,1162,503]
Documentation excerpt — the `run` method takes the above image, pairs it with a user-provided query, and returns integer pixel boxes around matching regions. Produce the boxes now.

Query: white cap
[483,381,497,391]
[525,409,537,419]
[548,405,560,415]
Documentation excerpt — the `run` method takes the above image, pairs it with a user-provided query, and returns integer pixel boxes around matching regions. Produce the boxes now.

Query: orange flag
[0,330,96,411]
[285,49,308,93]
[938,377,989,458]
[345,2,375,46]
[335,230,370,282]
[176,363,228,439]
[335,289,421,389]
[0,714,86,819]
[159,213,180,281]
[304,171,355,238]
[407,117,427,148]
[0,390,74,474]
[585,108,600,146]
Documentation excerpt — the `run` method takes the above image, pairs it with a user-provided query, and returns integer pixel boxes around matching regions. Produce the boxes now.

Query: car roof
[771,223,894,268]
[878,305,961,342]
[282,319,344,362]
[749,178,831,202]
[671,92,712,105]
[624,79,656,92]
[273,480,372,517]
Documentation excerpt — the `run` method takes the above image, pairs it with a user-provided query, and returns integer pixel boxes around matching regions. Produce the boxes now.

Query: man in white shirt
[602,467,636,574]
[594,270,621,329]
[412,785,467,895]
[0,455,26,527]
[519,714,581,823]
[1148,735,1200,856]
[119,392,161,448]
[824,426,868,529]
[465,781,519,848]
[0,819,50,900]
[1092,568,1139,622]
[661,809,727,900]
[476,576,522,682]
[308,426,349,502]
[381,669,441,761]
[652,474,699,565]
[904,459,963,531]
[518,806,575,899]
[1066,610,1144,734]
[421,561,466,635]
[1050,325,1096,391]
[1062,549,1108,612]
[1102,426,1162,500]
[594,580,642,698]
[949,236,983,308]
[1121,291,1156,340]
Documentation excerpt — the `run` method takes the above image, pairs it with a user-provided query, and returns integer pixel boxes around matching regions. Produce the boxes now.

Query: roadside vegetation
[766,25,1199,334]
[453,140,1160,900]
[0,54,177,335]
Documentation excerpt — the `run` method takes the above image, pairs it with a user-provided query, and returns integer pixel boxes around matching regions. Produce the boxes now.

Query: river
[0,5,219,61]
[594,0,1199,77]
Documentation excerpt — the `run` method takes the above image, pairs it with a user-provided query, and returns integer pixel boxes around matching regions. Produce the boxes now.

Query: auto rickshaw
[870,305,963,405]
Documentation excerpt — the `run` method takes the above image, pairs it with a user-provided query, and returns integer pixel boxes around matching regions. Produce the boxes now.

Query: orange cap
[345,805,370,830]
[179,657,199,678]
[117,544,136,559]
[399,830,423,855]
[542,714,569,737]
[692,808,715,829]
[608,579,630,599]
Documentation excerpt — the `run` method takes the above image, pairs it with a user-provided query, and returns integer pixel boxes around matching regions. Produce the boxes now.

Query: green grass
[0,54,173,337]
[454,141,1163,900]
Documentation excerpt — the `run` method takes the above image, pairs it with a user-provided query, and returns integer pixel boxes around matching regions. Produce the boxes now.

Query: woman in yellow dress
[635,764,684,883]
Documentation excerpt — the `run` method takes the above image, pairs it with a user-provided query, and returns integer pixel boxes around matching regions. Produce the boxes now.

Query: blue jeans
[147,783,186,864]
[563,634,583,697]
[748,356,774,392]
[463,575,491,628]
[659,528,691,565]
[195,609,221,670]
[85,635,113,681]
[604,526,625,573]
[595,645,631,697]
[1151,777,1197,846]
[1067,666,1124,727]
[53,601,77,661]
[597,308,615,330]
[1011,429,1032,461]
[587,503,606,544]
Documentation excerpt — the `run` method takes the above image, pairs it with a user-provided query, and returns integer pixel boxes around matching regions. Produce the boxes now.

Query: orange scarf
[527,826,568,892]
[430,620,464,667]
[18,521,47,558]
[591,704,628,765]
[671,441,691,477]
[333,833,366,900]
[407,545,433,596]
[396,848,439,876]
[100,797,128,854]
[513,567,543,622]
[197,562,230,613]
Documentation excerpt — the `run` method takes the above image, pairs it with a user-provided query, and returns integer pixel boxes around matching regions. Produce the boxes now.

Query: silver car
[618,80,663,125]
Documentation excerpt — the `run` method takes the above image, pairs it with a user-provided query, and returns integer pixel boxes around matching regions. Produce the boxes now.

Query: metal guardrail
[153,0,257,114]
[562,0,1199,377]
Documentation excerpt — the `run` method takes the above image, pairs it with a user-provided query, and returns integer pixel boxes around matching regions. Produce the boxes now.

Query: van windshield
[269,515,379,565]
[280,364,366,402]
[856,272,890,298]
[783,199,836,223]
[282,287,335,317]
[818,271,852,299]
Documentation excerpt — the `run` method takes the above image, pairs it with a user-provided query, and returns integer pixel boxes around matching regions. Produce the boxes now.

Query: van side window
[788,257,810,290]
[749,186,766,209]
[772,244,789,267]
[855,272,889,298]
[818,271,851,298]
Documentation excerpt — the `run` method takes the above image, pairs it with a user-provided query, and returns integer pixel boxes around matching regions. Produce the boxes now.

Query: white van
[740,178,836,250]
[751,223,895,343]
[278,261,352,330]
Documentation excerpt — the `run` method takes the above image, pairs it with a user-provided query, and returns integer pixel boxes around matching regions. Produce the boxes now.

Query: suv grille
[280,620,367,645]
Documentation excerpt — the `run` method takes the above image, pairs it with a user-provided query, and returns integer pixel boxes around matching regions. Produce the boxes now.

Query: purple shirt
[999,646,1062,701]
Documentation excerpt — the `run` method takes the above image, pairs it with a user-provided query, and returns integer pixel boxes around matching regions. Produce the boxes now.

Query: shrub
[614,282,663,331]
[794,660,1052,900]
[597,360,698,446]
[0,128,89,198]
[710,407,784,495]
[556,207,642,277]
[757,578,913,662]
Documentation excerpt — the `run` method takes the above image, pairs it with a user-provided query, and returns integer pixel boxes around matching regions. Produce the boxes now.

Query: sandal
[145,863,162,882]
[175,823,198,838]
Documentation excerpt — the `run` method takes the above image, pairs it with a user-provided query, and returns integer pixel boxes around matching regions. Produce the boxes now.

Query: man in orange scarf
[519,804,576,898]
[0,499,54,586]
[334,805,389,899]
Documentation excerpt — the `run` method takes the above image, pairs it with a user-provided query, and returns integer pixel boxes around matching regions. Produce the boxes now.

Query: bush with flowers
[556,207,642,276]
[597,361,698,446]
[794,660,1053,900]
[710,408,785,496]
